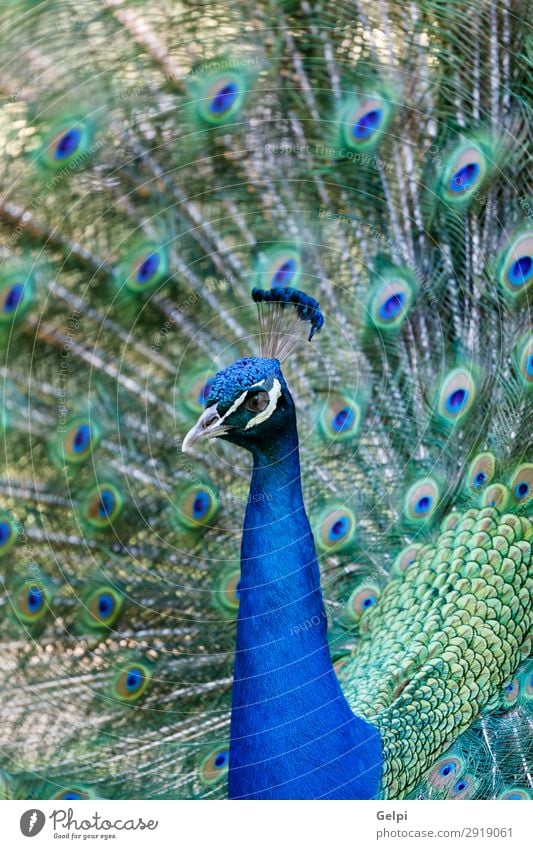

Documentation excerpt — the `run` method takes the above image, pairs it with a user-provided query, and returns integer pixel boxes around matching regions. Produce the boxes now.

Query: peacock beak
[182,404,228,453]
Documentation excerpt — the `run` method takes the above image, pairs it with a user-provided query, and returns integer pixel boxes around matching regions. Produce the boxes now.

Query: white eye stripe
[216,378,281,429]
[245,379,282,429]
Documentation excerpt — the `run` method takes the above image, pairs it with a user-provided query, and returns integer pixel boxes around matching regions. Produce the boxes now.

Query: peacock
[0,0,531,802]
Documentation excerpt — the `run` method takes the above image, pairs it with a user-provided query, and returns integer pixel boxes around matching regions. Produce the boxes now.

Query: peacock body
[0,0,531,801]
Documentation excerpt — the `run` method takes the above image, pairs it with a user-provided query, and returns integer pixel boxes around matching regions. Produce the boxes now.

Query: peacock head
[182,287,324,455]
[182,356,291,452]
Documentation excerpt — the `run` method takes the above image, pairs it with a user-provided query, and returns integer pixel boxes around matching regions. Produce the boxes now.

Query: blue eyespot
[192,490,210,520]
[3,284,24,313]
[506,794,523,800]
[474,472,487,489]
[362,596,377,609]
[332,406,354,432]
[508,255,533,288]
[209,82,239,115]
[378,291,405,320]
[98,489,115,518]
[213,750,229,770]
[449,162,480,193]
[272,258,298,287]
[329,516,349,541]
[515,482,529,499]
[73,423,91,454]
[126,667,144,693]
[352,109,382,140]
[62,791,82,800]
[453,779,468,793]
[27,586,44,613]
[136,253,161,285]
[415,496,432,515]
[439,763,456,777]
[527,354,533,376]
[0,521,12,546]
[445,388,468,414]
[200,746,230,784]
[97,592,115,618]
[54,127,82,160]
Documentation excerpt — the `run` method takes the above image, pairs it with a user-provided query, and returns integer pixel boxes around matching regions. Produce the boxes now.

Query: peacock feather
[0,0,531,801]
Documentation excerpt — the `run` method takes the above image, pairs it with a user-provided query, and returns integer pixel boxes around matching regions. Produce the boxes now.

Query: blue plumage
[222,362,382,799]
[184,306,382,799]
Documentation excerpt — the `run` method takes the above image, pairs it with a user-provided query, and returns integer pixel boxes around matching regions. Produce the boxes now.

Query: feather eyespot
[448,161,479,194]
[315,505,357,553]
[214,568,241,614]
[346,585,381,621]
[191,65,247,126]
[379,291,404,319]
[0,512,18,555]
[317,393,363,442]
[204,74,244,122]
[54,788,89,801]
[437,368,477,425]
[199,747,230,785]
[499,788,531,800]
[82,482,124,530]
[209,80,239,115]
[136,252,160,284]
[0,270,34,324]
[54,128,82,160]
[427,756,463,789]
[514,335,533,387]
[508,255,532,286]
[112,663,151,702]
[179,366,217,415]
[509,464,533,506]
[59,417,101,465]
[338,94,392,152]
[83,586,123,629]
[14,581,50,624]
[480,483,510,510]
[404,478,440,524]
[119,244,169,294]
[466,452,496,493]
[392,544,422,575]
[40,119,93,170]
[502,678,519,706]
[439,142,489,206]
[497,231,533,298]
[353,107,382,140]
[366,270,418,333]
[254,246,302,291]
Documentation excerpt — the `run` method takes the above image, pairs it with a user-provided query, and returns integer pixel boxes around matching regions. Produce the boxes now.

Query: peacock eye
[245,391,269,413]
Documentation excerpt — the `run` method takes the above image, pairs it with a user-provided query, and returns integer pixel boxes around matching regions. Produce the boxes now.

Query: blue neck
[228,414,382,799]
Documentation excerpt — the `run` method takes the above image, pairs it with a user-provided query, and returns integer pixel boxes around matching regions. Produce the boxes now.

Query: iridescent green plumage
[343,508,532,798]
